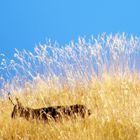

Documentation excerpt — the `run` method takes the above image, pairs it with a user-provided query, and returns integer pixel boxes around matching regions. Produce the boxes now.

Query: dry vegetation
[0,74,140,140]
[0,34,140,139]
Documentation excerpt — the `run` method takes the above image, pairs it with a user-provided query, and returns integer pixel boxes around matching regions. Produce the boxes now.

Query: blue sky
[0,0,140,57]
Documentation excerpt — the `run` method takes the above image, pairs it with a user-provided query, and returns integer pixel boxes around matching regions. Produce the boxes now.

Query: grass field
[0,34,140,139]
[0,74,140,140]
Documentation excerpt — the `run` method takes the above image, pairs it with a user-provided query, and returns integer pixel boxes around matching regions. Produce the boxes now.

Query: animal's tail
[8,92,15,106]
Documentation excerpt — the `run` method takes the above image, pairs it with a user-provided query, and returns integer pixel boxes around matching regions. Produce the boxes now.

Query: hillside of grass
[0,33,140,139]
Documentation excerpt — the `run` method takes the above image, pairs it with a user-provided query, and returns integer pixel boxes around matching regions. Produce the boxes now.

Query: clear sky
[0,0,140,57]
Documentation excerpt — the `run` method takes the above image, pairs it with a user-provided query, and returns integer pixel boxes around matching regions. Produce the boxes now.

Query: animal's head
[8,93,24,118]
[88,109,91,116]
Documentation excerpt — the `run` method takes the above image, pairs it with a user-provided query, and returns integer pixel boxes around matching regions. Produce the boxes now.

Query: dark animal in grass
[55,104,91,119]
[8,94,91,122]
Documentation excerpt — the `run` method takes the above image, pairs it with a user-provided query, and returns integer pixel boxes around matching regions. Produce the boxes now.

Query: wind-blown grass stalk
[0,33,140,139]
[0,33,140,95]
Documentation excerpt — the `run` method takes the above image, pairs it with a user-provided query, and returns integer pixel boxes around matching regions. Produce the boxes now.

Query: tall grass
[0,33,140,94]
[0,33,140,139]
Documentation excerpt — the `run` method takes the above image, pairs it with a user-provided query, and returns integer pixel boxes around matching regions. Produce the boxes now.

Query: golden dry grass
[0,74,140,140]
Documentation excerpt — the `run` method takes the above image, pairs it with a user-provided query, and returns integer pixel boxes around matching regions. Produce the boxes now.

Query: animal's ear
[8,92,15,106]
[16,98,23,106]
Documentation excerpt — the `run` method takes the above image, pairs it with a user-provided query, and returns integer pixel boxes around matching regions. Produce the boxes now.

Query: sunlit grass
[0,33,140,139]
[0,74,140,140]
